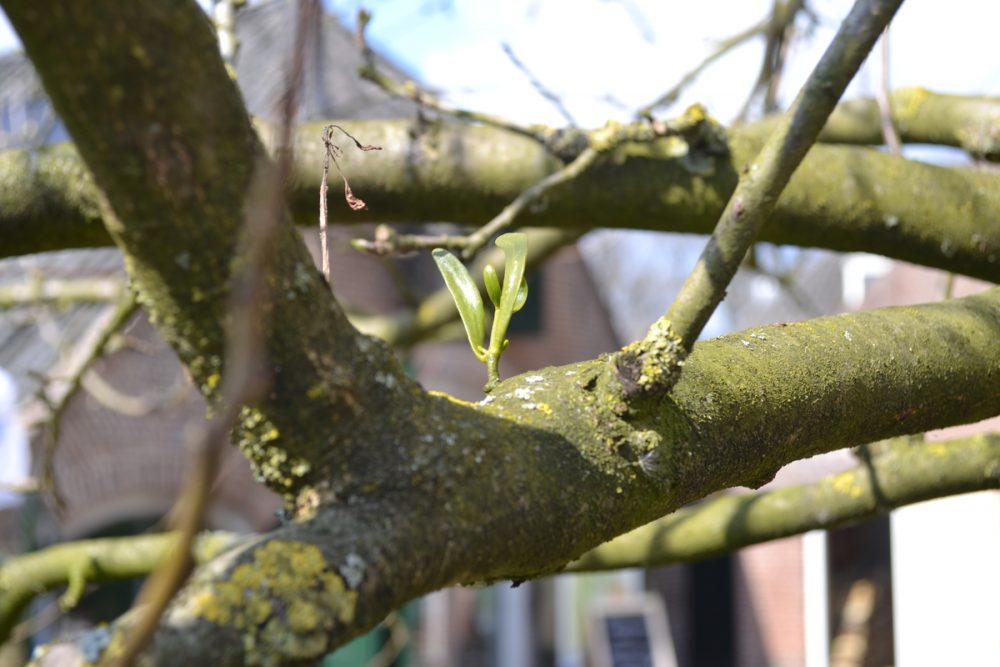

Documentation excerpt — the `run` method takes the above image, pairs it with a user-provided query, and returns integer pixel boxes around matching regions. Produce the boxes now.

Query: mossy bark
[569,434,1000,571]
[4,118,1000,281]
[5,1,1000,664]
[746,88,1000,160]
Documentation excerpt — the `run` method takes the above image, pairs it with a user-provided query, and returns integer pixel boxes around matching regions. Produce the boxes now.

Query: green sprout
[432,233,529,392]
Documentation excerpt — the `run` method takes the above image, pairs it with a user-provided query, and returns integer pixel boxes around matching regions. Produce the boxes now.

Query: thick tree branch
[7,1,1000,664]
[5,115,1000,281]
[7,432,997,649]
[3,0,417,508]
[569,434,1000,571]
[23,287,1000,665]
[746,88,1000,160]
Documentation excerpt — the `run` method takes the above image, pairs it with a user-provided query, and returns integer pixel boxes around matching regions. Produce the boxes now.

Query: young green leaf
[432,248,487,360]
[513,276,528,313]
[483,264,502,308]
[486,233,528,380]
[489,233,529,360]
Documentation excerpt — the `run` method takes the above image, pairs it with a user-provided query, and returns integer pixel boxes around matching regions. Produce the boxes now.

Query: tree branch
[7,432,996,649]
[21,287,1000,664]
[6,113,1000,280]
[746,88,1000,160]
[664,0,904,349]
[0,532,245,642]
[7,1,1000,663]
[568,434,1000,571]
[0,277,123,307]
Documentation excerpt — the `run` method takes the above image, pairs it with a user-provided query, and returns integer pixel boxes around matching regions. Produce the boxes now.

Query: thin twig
[661,0,904,353]
[354,146,602,260]
[353,110,722,260]
[355,9,548,146]
[874,28,902,154]
[638,17,772,118]
[319,124,382,281]
[115,1,318,664]
[501,42,576,127]
[735,0,806,122]
[40,292,138,510]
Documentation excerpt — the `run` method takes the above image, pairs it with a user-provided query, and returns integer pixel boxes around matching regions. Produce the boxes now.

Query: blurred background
[1,1,998,666]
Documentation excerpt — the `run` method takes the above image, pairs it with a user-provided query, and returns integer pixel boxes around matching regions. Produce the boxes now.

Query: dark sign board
[588,593,677,667]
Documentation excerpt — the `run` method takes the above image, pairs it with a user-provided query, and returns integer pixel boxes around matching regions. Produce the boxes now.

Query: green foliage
[432,233,529,391]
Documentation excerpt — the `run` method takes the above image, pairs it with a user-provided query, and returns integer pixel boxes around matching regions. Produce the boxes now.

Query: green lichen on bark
[747,88,1000,160]
[189,540,357,666]
[8,1,1000,663]
[5,117,1000,280]
[614,318,687,397]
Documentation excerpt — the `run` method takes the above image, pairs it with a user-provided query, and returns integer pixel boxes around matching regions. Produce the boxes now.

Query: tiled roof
[0,249,122,419]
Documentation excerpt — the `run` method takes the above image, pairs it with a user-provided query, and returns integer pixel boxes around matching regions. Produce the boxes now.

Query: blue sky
[4,1,999,128]
[327,0,1000,127]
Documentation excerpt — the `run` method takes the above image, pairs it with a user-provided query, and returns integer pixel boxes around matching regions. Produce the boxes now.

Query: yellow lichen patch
[831,472,864,499]
[535,402,554,415]
[928,443,949,457]
[428,390,479,409]
[190,540,358,666]
[897,87,931,122]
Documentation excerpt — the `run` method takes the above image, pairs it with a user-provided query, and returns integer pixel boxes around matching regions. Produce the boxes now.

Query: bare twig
[638,16,774,118]
[353,146,602,260]
[116,1,318,663]
[501,42,576,127]
[874,28,902,154]
[39,292,139,509]
[351,109,723,260]
[355,9,548,145]
[660,0,904,353]
[319,124,382,281]
[735,0,807,122]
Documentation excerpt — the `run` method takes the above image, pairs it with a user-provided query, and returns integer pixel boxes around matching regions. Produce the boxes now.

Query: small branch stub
[614,318,687,398]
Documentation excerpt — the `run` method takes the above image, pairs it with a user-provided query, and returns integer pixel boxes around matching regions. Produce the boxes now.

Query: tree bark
[3,118,1000,281]
[4,1,1000,664]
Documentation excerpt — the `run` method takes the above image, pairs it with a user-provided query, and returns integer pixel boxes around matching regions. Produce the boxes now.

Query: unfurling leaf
[513,276,528,313]
[484,264,502,308]
[490,233,529,349]
[432,249,487,360]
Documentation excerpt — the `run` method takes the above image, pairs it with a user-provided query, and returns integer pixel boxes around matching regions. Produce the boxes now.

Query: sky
[4,1,999,126]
